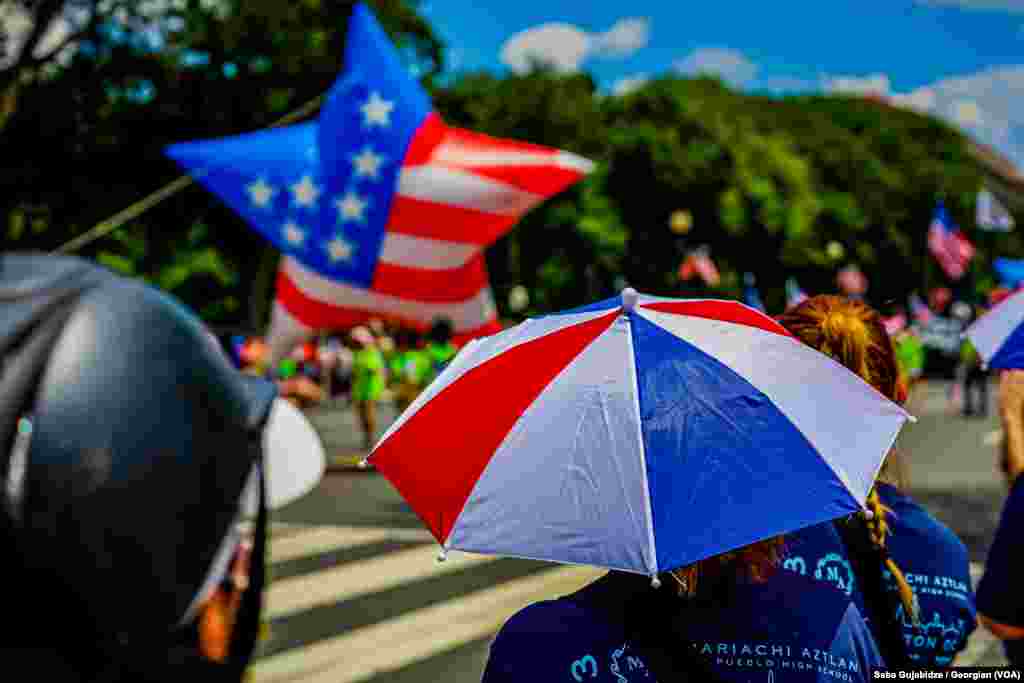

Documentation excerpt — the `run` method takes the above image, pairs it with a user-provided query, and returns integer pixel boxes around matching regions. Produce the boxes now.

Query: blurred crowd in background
[890,285,1018,418]
[222,317,460,450]
[206,281,1019,458]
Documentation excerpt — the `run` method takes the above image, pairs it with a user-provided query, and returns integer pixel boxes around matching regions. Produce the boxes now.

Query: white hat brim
[256,398,326,511]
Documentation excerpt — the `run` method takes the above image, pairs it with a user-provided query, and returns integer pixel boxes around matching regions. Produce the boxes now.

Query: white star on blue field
[424,0,1024,168]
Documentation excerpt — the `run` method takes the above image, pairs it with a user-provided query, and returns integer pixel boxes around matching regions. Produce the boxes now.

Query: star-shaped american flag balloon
[166,2,593,356]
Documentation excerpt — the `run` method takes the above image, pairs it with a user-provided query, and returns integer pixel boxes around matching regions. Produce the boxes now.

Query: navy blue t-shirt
[779,483,976,666]
[482,570,884,683]
[977,475,1024,665]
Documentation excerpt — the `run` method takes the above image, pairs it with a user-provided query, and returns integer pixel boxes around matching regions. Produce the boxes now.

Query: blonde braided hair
[777,295,920,626]
[865,489,921,626]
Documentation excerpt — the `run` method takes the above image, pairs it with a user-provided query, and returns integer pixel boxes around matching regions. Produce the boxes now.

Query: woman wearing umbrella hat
[774,296,975,668]
[480,296,975,679]
[370,289,916,682]
[0,253,325,681]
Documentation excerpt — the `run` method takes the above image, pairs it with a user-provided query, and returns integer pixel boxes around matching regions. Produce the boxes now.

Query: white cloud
[890,87,937,113]
[592,18,650,58]
[914,0,1024,12]
[889,65,1024,168]
[954,99,982,126]
[761,75,819,94]
[612,73,649,95]
[500,16,649,75]
[500,23,591,74]
[674,48,759,87]
[826,73,891,96]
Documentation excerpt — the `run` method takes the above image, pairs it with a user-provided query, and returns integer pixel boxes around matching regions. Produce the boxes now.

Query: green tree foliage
[2,0,441,327]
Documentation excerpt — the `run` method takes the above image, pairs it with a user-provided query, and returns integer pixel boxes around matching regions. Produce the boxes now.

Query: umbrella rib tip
[621,288,639,313]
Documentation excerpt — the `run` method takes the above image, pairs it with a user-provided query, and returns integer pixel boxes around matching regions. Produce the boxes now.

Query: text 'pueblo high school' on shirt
[780,482,976,666]
[482,568,884,683]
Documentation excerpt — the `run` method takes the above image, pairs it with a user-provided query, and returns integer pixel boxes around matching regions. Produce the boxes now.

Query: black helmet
[0,253,323,679]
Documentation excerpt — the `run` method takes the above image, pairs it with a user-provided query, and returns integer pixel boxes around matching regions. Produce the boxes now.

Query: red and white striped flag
[678,247,720,287]
[270,123,592,353]
[928,203,975,280]
[692,249,721,287]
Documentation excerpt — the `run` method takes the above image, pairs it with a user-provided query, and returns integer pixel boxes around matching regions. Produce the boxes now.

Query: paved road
[251,380,1012,681]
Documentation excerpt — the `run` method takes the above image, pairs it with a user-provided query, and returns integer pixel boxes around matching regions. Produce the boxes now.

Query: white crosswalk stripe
[251,523,602,683]
[267,525,432,563]
[267,535,503,619]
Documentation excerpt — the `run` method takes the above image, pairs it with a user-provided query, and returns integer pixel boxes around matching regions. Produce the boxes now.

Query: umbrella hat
[965,288,1024,369]
[368,289,913,580]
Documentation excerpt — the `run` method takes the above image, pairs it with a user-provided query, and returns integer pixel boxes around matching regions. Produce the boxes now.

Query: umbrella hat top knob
[621,287,639,313]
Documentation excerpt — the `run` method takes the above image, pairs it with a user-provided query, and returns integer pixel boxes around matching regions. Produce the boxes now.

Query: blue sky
[420,0,1024,168]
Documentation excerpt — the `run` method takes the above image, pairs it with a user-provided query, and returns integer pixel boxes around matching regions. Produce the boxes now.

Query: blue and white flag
[978,187,1015,232]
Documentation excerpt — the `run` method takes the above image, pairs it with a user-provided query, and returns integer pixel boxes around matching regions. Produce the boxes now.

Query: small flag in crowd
[927,202,975,280]
[742,272,766,312]
[977,187,1015,232]
[909,292,932,324]
[785,277,808,309]
[882,314,907,337]
[837,264,868,298]
[167,2,593,355]
[678,246,721,287]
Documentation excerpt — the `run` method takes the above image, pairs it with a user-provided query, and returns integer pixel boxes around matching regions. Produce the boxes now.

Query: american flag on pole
[928,202,975,280]
[167,3,593,355]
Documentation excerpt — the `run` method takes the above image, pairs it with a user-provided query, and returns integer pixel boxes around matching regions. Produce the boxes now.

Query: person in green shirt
[894,329,925,384]
[893,328,925,410]
[425,317,457,383]
[350,326,386,450]
[277,357,299,380]
[390,328,431,413]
